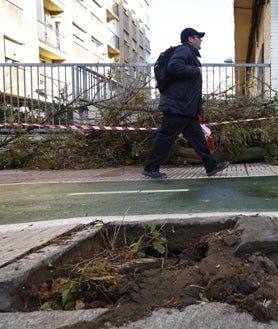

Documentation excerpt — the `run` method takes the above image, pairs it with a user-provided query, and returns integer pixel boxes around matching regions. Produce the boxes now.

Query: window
[132,38,137,51]
[4,37,22,63]
[139,46,144,59]
[124,31,129,45]
[92,0,102,7]
[91,37,102,57]
[73,23,86,46]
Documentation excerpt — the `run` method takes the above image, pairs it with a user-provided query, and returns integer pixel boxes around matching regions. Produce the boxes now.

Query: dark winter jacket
[159,43,203,117]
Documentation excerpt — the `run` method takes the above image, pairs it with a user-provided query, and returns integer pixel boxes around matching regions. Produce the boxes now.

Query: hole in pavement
[2,217,278,327]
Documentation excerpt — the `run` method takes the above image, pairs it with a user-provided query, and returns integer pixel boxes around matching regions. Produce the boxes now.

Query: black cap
[180,28,205,43]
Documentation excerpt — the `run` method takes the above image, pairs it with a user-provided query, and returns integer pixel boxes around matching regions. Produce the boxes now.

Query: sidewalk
[1,163,278,184]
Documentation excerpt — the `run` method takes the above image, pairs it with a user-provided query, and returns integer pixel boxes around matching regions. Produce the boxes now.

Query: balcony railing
[0,62,272,126]
[106,0,119,17]
[37,20,65,51]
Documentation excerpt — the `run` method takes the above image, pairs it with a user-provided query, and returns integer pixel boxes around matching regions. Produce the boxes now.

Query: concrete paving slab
[246,163,278,176]
[235,215,278,256]
[105,303,278,329]
[1,303,278,329]
[0,224,78,267]
[0,308,106,329]
[0,163,277,184]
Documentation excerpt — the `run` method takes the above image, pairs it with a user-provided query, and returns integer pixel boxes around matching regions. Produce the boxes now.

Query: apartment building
[0,0,151,64]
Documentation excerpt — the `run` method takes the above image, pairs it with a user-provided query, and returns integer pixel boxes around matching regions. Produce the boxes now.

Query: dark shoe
[142,169,167,179]
[207,161,230,176]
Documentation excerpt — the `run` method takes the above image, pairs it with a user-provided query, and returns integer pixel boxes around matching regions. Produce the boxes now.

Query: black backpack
[154,45,178,93]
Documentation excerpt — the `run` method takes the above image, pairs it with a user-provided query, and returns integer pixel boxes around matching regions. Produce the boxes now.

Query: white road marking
[68,189,190,196]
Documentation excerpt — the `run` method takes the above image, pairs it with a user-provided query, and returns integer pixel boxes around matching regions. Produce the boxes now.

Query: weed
[36,224,168,311]
[130,224,167,258]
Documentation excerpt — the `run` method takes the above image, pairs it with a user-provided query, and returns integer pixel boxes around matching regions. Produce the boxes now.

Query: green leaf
[136,251,145,258]
[40,301,52,311]
[151,231,160,238]
[65,300,76,310]
[149,224,157,233]
[130,242,140,253]
[58,281,79,308]
[59,284,70,306]
[152,241,165,254]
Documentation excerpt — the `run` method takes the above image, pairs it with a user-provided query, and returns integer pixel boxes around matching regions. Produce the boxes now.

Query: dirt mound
[34,223,277,329]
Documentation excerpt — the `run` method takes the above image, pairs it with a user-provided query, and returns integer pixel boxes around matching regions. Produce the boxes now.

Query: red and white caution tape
[0,116,277,131]
[0,122,157,131]
[206,116,278,127]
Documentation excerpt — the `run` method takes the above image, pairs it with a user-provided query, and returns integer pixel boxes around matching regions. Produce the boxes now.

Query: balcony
[37,20,65,54]
[106,0,119,21]
[44,0,65,12]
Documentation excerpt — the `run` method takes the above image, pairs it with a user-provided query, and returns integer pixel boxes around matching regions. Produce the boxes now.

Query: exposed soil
[18,223,278,329]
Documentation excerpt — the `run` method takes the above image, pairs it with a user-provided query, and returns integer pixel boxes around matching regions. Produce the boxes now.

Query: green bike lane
[0,176,277,225]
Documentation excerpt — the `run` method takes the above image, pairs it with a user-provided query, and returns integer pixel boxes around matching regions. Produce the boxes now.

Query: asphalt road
[1,176,277,225]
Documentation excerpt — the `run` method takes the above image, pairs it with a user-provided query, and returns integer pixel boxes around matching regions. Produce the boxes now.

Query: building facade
[0,0,151,64]
[234,0,278,95]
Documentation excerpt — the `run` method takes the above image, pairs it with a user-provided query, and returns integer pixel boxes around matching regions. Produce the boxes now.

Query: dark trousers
[144,113,217,174]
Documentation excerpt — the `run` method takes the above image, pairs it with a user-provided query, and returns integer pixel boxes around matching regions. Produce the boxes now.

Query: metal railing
[0,62,272,126]
[37,21,66,51]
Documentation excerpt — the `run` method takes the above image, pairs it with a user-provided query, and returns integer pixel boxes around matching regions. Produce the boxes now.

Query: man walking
[142,27,229,179]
